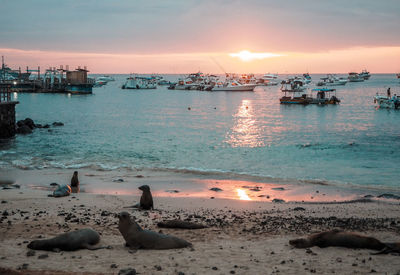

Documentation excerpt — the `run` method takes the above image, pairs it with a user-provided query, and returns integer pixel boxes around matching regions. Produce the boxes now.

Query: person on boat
[387,87,391,98]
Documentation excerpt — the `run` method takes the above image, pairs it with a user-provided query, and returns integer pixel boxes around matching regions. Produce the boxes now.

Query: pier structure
[0,84,19,138]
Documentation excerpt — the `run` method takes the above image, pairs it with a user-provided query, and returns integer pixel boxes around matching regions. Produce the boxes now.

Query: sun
[229,50,282,62]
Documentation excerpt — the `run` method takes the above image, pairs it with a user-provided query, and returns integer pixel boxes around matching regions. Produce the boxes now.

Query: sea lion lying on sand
[48,184,71,198]
[27,228,109,251]
[118,211,191,250]
[289,229,400,254]
[157,220,208,229]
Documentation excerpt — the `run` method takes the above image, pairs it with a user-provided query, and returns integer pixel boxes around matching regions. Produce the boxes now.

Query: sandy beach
[0,169,399,274]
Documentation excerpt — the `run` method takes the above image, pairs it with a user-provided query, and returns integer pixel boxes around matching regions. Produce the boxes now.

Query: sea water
[1,74,399,190]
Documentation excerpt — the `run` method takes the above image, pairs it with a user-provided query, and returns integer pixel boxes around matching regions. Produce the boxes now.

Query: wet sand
[0,168,400,274]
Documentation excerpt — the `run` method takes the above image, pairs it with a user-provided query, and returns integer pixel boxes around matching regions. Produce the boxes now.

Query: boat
[348,72,364,82]
[122,76,157,89]
[374,93,400,109]
[359,70,371,80]
[302,73,312,84]
[211,80,256,91]
[317,74,347,86]
[310,88,341,104]
[97,75,115,82]
[259,73,279,86]
[279,79,310,104]
[396,73,400,79]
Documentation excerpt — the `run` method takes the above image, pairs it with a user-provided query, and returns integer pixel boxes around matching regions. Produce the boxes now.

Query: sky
[1,0,399,73]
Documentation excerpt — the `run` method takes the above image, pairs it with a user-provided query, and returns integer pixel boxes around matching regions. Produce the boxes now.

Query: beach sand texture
[1,175,400,275]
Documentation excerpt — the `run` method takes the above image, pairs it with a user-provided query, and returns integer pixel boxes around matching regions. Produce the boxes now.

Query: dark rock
[43,124,50,128]
[212,266,218,270]
[1,200,7,204]
[272,187,285,191]
[16,125,32,135]
[26,250,35,257]
[50,183,59,186]
[38,254,48,259]
[24,118,35,129]
[110,264,118,268]
[210,187,223,192]
[16,120,25,128]
[118,268,137,275]
[2,210,9,216]
[154,265,162,271]
[272,198,285,203]
[112,178,124,182]
[377,193,400,200]
[165,190,180,193]
[363,195,374,198]
[35,124,43,128]
[293,207,306,211]
[52,122,64,127]
[135,175,144,178]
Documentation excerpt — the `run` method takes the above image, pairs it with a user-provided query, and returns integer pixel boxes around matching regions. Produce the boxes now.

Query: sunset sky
[1,0,399,73]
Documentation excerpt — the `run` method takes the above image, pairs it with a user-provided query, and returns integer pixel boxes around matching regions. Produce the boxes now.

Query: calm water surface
[1,74,399,190]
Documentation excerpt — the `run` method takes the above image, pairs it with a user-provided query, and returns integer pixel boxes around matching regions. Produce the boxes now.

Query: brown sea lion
[70,171,80,193]
[27,228,109,251]
[289,229,400,254]
[157,220,208,229]
[118,211,191,250]
[139,185,153,210]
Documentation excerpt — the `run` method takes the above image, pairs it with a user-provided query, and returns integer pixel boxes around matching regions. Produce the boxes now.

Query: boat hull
[212,85,256,91]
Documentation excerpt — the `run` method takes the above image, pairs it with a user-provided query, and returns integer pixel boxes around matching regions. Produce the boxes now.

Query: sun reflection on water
[226,99,264,148]
[236,188,251,200]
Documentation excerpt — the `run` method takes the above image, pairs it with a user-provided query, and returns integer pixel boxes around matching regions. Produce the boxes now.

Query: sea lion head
[27,240,42,250]
[289,238,310,248]
[118,211,141,234]
[73,171,78,176]
[138,185,150,192]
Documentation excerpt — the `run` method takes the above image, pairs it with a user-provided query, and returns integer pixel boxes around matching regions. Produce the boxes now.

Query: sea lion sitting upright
[70,171,80,193]
[27,228,109,251]
[118,211,191,250]
[138,185,153,210]
[289,230,387,251]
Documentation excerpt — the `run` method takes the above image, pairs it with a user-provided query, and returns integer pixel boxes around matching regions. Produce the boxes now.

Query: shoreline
[1,167,400,203]
[0,185,399,274]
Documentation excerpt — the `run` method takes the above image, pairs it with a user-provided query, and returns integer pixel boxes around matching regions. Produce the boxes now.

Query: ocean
[1,74,399,191]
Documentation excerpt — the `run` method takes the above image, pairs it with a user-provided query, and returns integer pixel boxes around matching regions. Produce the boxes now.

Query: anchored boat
[310,88,341,104]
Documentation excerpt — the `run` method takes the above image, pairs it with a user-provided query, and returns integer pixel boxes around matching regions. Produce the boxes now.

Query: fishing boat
[122,76,157,89]
[359,69,371,80]
[279,79,310,104]
[374,93,400,109]
[211,80,256,91]
[259,73,279,86]
[310,88,340,104]
[396,73,400,79]
[348,72,364,82]
[303,73,312,84]
[317,74,347,86]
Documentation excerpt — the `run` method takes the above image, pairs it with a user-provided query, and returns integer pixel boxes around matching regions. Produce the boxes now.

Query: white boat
[260,73,279,86]
[348,72,364,82]
[374,93,400,109]
[122,76,157,89]
[279,79,310,104]
[310,88,340,105]
[302,73,312,84]
[359,70,371,80]
[211,80,256,91]
[97,75,115,82]
[317,74,347,86]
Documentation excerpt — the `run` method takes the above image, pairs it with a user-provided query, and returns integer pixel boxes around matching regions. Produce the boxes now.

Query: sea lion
[27,228,109,251]
[157,220,208,229]
[118,211,191,250]
[289,229,400,254]
[70,171,80,193]
[48,184,71,197]
[138,185,153,210]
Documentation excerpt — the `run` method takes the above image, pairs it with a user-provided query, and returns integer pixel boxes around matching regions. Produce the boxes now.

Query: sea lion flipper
[84,244,112,250]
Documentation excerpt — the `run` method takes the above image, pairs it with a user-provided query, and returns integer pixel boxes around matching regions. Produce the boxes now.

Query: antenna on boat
[209,56,226,74]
